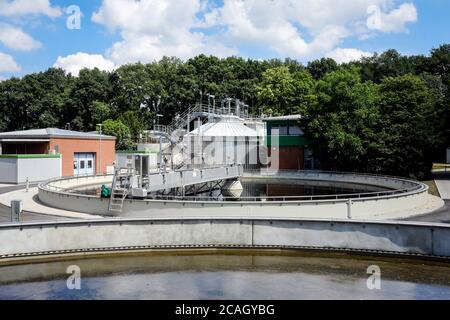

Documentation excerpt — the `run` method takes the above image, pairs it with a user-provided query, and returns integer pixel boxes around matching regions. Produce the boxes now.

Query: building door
[74,153,95,176]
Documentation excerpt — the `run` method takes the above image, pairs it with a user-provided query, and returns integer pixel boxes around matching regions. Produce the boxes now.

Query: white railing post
[347,199,352,219]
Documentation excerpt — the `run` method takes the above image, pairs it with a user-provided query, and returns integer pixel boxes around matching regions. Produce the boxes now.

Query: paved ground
[404,200,450,223]
[405,171,450,223]
[0,184,67,223]
[0,187,102,220]
[434,170,450,200]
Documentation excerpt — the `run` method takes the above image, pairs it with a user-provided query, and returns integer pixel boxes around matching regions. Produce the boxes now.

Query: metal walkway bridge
[109,165,244,213]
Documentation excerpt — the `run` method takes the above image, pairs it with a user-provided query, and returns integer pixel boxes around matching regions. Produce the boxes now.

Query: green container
[101,185,112,198]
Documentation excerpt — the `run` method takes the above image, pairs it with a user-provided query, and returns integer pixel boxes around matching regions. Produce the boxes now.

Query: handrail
[150,103,261,138]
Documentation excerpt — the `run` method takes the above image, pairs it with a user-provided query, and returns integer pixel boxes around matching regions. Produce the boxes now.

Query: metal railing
[39,174,113,193]
[144,189,414,202]
[38,170,427,204]
[148,102,262,139]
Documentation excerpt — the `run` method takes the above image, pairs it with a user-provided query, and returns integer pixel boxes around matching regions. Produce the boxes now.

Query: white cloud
[92,0,236,65]
[204,0,417,60]
[0,23,42,51]
[0,51,20,73]
[326,48,372,63]
[0,0,61,18]
[367,3,417,33]
[53,52,116,76]
[88,0,418,65]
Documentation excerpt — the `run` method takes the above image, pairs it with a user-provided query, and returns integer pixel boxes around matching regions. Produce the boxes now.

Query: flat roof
[262,115,303,121]
[0,128,116,141]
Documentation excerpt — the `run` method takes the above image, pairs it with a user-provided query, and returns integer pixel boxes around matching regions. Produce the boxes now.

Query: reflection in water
[0,253,450,300]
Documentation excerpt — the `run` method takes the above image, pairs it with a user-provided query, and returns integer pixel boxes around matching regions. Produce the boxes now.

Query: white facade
[0,155,61,184]
[116,152,158,171]
[186,116,263,167]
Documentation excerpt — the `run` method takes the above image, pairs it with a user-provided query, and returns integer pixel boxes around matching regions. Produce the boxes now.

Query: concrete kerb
[1,217,450,262]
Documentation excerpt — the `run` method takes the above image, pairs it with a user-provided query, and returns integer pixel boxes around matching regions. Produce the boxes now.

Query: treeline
[1,46,449,178]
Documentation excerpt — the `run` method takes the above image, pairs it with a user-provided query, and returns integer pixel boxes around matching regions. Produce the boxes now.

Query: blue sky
[0,0,450,78]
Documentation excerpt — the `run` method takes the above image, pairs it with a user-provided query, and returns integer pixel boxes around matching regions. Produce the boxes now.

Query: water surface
[1,252,449,300]
[69,178,389,200]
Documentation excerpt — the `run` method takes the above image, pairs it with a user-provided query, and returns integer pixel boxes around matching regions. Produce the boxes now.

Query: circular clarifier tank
[65,177,391,200]
[37,170,438,218]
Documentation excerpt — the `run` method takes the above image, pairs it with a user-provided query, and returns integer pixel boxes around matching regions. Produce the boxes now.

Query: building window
[73,161,78,170]
[288,126,303,136]
[270,126,288,136]
[87,160,93,169]
[80,161,85,169]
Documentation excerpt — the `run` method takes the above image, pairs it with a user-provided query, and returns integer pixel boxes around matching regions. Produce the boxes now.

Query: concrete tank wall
[1,219,450,259]
[38,171,430,219]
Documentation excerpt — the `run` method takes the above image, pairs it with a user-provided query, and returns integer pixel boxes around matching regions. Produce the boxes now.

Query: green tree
[90,101,112,126]
[118,111,147,143]
[377,75,439,179]
[307,58,339,80]
[430,44,450,84]
[304,67,380,172]
[101,119,133,151]
[0,68,71,131]
[67,68,112,131]
[356,50,414,83]
[256,67,316,116]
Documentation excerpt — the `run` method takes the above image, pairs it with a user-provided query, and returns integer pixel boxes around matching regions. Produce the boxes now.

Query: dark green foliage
[307,58,339,80]
[0,45,449,177]
[303,67,380,172]
[377,75,439,179]
[101,119,133,150]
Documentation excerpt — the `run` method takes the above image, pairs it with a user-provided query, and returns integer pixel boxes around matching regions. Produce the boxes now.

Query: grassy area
[422,180,441,197]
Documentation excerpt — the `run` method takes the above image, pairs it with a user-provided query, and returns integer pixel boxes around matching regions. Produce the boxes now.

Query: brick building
[264,115,313,170]
[0,128,116,182]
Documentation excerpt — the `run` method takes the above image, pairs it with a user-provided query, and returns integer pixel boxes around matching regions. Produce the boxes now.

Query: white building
[186,116,265,169]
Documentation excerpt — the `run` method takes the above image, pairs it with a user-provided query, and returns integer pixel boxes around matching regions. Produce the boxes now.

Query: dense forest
[0,45,449,179]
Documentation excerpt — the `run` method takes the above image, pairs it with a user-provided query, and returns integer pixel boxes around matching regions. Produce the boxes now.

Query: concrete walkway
[370,193,444,220]
[435,170,450,200]
[0,187,102,220]
[405,200,450,223]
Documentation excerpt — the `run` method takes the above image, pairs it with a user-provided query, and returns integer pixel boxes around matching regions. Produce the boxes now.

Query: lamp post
[207,94,215,114]
[97,124,103,175]
[142,130,149,144]
[157,114,163,125]
[156,114,163,130]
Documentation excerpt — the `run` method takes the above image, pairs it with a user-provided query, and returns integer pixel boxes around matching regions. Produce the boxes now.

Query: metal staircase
[108,169,131,213]
[146,100,255,172]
